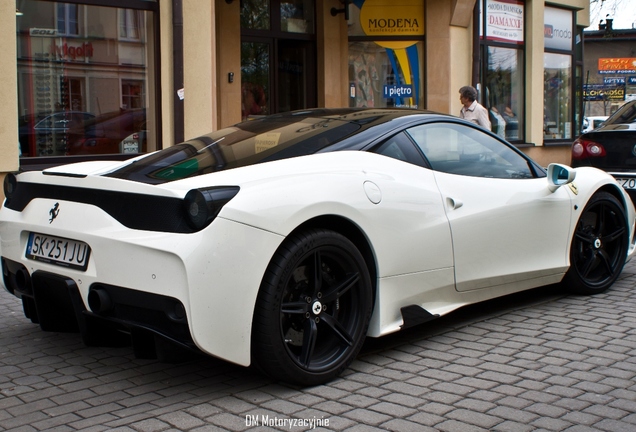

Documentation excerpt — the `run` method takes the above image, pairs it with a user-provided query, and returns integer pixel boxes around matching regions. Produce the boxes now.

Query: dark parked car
[66,108,147,155]
[572,100,636,203]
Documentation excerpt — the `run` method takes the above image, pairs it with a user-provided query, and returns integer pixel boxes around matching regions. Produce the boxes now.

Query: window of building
[17,0,158,159]
[57,3,79,36]
[119,9,142,41]
[543,6,575,142]
[240,0,316,120]
[122,80,144,110]
[479,0,525,142]
[347,2,425,109]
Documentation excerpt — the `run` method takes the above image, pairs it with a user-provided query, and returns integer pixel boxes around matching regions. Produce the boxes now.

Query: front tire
[252,228,372,386]
[563,191,628,295]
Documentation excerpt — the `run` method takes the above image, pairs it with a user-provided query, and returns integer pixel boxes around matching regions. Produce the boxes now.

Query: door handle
[446,197,463,210]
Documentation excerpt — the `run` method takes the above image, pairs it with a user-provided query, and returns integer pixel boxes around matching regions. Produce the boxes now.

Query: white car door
[406,122,573,292]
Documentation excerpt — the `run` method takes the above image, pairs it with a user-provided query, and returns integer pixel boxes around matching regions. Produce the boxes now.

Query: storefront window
[347,1,425,109]
[348,41,424,109]
[241,0,271,30]
[484,47,523,140]
[281,0,314,33]
[240,1,316,119]
[544,53,572,140]
[241,42,270,119]
[543,6,574,141]
[16,0,158,158]
[57,3,78,36]
[479,0,524,141]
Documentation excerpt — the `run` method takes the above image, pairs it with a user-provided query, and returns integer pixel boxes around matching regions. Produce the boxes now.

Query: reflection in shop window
[241,42,270,120]
[485,47,523,141]
[544,53,572,140]
[57,3,79,36]
[17,0,157,158]
[280,0,314,34]
[122,80,144,110]
[241,0,270,30]
[119,9,141,40]
[348,41,423,109]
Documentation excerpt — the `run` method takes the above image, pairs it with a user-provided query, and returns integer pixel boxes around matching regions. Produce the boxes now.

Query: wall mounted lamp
[330,0,350,20]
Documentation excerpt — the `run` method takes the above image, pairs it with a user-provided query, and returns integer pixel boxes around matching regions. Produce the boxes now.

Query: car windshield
[105,111,364,184]
[604,101,636,125]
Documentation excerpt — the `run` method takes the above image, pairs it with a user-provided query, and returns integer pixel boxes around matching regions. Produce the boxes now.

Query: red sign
[598,58,636,72]
[51,42,94,60]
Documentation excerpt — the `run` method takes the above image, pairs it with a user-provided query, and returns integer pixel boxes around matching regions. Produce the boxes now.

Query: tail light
[183,186,240,231]
[3,172,18,203]
[572,138,606,160]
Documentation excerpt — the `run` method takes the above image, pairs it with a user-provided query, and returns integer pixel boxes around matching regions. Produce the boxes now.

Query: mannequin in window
[503,106,519,140]
[242,83,266,120]
[489,106,506,138]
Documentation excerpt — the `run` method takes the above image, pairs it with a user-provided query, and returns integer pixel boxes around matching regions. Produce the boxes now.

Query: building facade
[582,22,636,119]
[1,0,590,200]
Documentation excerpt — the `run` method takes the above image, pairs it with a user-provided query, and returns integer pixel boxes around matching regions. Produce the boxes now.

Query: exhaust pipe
[15,268,31,292]
[88,287,113,313]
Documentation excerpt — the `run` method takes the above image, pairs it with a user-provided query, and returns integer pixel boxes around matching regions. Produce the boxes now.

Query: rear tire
[562,191,628,295]
[252,228,372,386]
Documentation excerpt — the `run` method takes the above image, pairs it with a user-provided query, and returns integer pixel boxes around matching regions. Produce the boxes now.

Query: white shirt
[460,100,492,130]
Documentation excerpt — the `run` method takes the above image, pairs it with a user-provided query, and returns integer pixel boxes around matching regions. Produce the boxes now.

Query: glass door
[241,41,271,120]
[277,39,315,113]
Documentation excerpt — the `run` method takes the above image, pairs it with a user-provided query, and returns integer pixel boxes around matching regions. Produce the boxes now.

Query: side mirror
[547,163,576,192]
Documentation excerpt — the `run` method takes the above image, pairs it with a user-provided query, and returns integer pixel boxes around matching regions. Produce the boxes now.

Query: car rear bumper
[609,172,636,204]
[1,260,194,357]
[0,198,283,366]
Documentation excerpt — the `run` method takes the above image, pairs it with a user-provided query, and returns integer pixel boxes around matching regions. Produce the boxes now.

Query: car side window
[406,122,534,179]
[371,132,428,167]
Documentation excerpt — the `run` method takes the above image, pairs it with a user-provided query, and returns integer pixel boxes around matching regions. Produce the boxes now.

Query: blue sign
[629,76,636,85]
[604,77,626,85]
[383,85,413,99]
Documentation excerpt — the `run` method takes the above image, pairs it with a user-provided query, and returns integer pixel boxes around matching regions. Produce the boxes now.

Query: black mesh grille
[4,182,194,233]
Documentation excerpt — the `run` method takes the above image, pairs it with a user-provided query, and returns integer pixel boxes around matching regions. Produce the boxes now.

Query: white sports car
[2,108,635,385]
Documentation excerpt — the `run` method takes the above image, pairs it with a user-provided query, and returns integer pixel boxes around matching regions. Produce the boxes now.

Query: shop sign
[598,58,636,74]
[629,76,636,85]
[485,0,524,44]
[604,77,626,85]
[583,84,625,101]
[544,7,572,51]
[359,0,424,37]
[29,28,57,37]
[383,84,413,98]
[51,42,94,61]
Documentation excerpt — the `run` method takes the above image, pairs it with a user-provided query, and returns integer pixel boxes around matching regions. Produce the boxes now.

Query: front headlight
[183,186,240,231]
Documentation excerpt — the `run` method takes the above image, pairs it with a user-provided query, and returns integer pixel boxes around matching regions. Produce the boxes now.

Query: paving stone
[3,256,636,431]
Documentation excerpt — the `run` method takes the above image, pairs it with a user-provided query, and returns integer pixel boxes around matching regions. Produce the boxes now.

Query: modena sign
[359,0,424,37]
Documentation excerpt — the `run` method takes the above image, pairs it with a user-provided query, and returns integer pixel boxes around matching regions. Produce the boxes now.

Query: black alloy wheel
[252,228,372,386]
[563,191,628,295]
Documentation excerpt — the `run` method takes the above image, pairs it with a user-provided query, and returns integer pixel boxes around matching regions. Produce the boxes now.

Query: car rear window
[104,114,362,184]
[604,101,636,126]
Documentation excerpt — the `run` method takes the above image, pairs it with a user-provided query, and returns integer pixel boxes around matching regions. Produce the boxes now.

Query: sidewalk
[1,259,636,431]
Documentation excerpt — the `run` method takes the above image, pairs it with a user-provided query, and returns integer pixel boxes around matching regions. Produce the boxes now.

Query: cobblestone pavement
[1,259,636,432]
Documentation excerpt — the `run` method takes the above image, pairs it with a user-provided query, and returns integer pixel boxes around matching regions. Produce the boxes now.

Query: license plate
[615,178,636,190]
[26,232,91,271]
